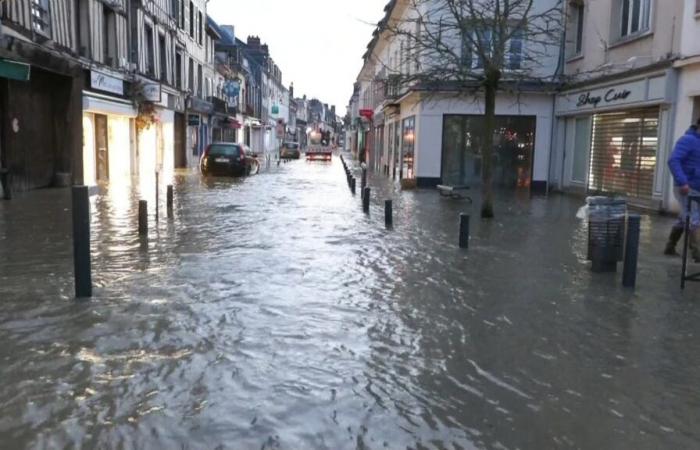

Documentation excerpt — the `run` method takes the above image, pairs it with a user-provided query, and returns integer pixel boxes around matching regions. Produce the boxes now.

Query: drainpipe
[546,4,568,196]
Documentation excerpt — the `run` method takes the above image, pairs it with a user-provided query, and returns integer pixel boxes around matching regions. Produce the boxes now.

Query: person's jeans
[674,187,700,231]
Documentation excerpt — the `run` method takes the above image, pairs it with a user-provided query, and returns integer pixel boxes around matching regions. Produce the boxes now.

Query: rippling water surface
[1,157,700,449]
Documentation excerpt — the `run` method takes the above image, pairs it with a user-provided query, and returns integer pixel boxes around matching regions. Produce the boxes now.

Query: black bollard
[139,200,148,235]
[351,177,356,195]
[361,168,367,192]
[0,170,11,200]
[363,187,370,213]
[167,184,174,218]
[155,172,159,222]
[459,213,470,249]
[72,186,92,298]
[385,200,393,228]
[623,214,641,288]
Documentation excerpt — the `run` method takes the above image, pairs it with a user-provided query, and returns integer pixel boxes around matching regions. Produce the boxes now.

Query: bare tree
[383,0,563,218]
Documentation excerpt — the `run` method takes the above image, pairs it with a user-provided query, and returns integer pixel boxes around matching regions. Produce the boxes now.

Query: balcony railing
[385,75,403,101]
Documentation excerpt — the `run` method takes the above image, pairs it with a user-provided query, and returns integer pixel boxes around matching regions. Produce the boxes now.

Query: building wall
[415,93,554,184]
[565,0,683,78]
[1,68,81,190]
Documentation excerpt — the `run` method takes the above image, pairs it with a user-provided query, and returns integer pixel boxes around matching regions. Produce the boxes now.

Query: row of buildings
[347,0,700,212]
[0,1,339,196]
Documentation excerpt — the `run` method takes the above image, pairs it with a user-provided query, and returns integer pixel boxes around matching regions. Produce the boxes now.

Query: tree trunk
[481,70,499,218]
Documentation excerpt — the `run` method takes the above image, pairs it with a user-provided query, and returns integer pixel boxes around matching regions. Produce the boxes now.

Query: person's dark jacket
[668,127,700,190]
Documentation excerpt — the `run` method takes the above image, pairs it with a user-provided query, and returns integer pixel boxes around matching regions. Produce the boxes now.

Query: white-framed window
[31,0,51,38]
[508,27,524,70]
[620,0,651,38]
[462,27,523,71]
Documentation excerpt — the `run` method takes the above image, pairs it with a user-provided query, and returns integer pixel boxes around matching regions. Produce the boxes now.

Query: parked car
[200,143,251,177]
[280,142,301,159]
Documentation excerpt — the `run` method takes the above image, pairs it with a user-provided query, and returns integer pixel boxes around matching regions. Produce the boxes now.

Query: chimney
[247,35,261,48]
[289,83,294,98]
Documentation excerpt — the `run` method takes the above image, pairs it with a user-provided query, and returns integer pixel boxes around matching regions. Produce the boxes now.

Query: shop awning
[228,117,242,129]
[83,93,137,117]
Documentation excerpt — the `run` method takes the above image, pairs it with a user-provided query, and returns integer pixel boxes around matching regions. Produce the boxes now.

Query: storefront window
[572,117,591,183]
[374,125,384,172]
[442,115,535,188]
[588,107,658,199]
[401,116,415,179]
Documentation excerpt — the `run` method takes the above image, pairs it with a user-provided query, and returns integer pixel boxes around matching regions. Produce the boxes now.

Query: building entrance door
[174,112,187,168]
[94,114,109,182]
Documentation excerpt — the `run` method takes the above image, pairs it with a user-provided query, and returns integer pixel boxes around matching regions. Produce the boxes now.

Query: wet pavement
[1,156,700,449]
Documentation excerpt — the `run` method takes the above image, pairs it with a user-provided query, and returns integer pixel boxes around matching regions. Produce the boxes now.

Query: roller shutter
[588,107,659,200]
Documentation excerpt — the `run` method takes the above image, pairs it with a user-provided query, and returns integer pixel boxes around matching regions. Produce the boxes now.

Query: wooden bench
[437,184,472,202]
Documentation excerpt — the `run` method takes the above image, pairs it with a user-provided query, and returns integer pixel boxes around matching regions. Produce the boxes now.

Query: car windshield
[208,144,241,157]
[283,143,299,149]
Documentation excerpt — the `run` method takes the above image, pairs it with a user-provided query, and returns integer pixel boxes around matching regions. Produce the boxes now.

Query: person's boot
[690,230,700,263]
[665,227,684,256]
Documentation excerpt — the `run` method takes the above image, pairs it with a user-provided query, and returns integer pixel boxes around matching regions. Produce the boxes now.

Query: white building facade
[354,0,562,192]
[551,0,687,211]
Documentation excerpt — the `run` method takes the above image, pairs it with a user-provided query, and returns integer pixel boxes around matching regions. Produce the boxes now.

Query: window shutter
[184,1,189,35]
[588,108,659,200]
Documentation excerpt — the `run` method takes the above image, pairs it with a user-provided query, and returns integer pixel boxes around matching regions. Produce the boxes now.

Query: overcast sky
[207,0,384,116]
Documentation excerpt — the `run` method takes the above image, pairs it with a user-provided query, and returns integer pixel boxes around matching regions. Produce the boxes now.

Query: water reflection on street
[1,157,700,449]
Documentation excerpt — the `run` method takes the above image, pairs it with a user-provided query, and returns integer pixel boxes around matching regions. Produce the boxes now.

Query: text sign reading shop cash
[577,88,632,108]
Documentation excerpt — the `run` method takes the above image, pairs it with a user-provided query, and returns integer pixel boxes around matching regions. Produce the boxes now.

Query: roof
[361,0,397,60]
[207,17,234,45]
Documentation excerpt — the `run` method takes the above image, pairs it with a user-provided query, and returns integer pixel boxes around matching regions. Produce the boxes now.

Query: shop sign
[90,71,124,95]
[188,97,214,114]
[0,58,30,81]
[556,78,655,114]
[143,83,162,102]
[168,94,185,112]
[224,80,240,98]
[359,109,374,120]
[188,114,200,126]
[576,88,631,108]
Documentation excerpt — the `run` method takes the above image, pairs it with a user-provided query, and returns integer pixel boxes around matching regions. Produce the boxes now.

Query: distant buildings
[0,2,341,198]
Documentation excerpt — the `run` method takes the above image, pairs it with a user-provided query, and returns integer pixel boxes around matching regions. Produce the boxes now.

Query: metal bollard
[139,200,148,235]
[459,213,470,249]
[72,186,92,298]
[361,168,367,192]
[623,214,641,288]
[167,184,174,218]
[0,170,11,200]
[385,200,393,228]
[155,172,159,222]
[351,177,356,195]
[363,187,370,213]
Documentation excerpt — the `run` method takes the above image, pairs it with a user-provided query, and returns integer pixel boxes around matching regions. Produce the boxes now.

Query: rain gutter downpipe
[546,5,568,196]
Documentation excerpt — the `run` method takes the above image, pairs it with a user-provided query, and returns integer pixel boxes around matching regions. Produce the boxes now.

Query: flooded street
[2,157,700,449]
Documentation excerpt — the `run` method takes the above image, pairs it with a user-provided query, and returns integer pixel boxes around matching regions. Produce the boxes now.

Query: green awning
[0,59,30,81]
